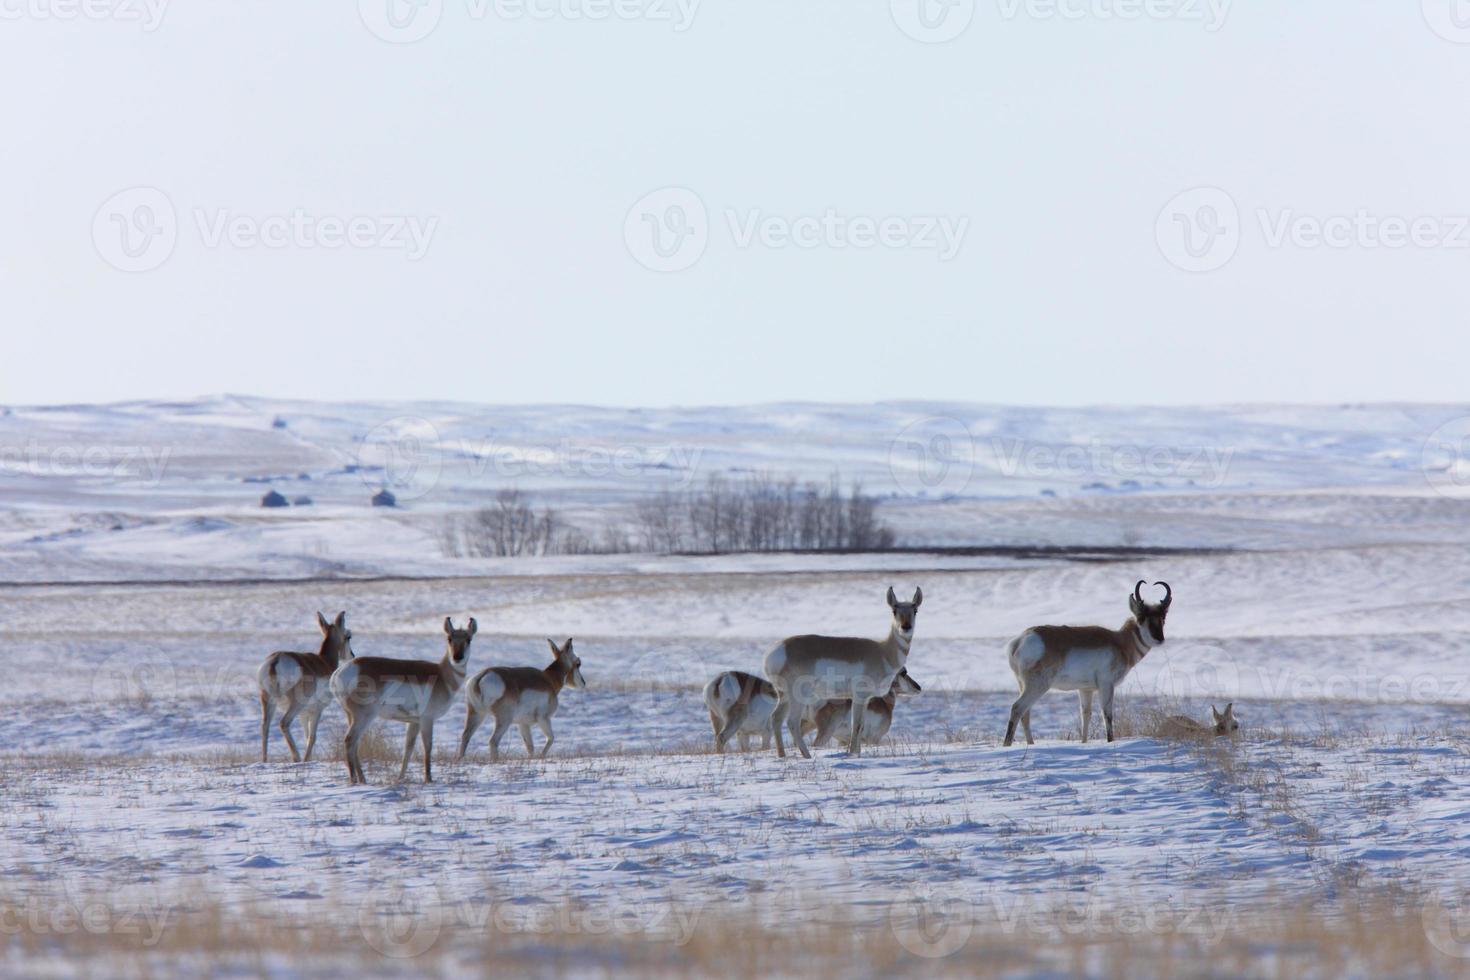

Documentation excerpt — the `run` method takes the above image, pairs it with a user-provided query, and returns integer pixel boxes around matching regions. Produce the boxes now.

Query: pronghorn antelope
[1003,580,1173,746]
[806,667,922,749]
[457,638,585,762]
[257,611,355,763]
[704,670,778,753]
[331,617,477,784]
[766,586,922,759]
[1161,703,1238,738]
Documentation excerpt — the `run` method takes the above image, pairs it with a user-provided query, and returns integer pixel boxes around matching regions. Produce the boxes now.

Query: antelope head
[1211,703,1239,735]
[548,637,585,690]
[891,667,922,697]
[885,586,923,639]
[316,610,355,664]
[1128,580,1173,645]
[444,617,478,670]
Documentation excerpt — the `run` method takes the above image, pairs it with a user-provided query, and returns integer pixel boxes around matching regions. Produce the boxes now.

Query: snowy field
[4,397,1470,977]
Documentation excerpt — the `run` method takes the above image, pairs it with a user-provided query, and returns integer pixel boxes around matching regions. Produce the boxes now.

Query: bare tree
[634,490,686,553]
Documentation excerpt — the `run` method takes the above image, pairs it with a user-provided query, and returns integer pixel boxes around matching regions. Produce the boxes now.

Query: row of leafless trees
[633,474,896,554]
[438,489,564,558]
[439,475,898,559]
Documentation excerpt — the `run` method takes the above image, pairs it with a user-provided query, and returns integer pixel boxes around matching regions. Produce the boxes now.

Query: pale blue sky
[3,1,1468,407]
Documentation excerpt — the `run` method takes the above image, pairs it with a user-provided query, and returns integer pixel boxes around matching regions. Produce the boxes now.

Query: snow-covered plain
[4,397,1470,976]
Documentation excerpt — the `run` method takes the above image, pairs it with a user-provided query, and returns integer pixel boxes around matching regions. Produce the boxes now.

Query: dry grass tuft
[2,885,1466,978]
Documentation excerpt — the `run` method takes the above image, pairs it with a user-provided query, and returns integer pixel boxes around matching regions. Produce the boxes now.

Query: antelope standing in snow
[457,638,585,762]
[1161,703,1238,738]
[704,670,778,753]
[806,667,922,749]
[1004,580,1172,746]
[257,611,355,763]
[766,586,922,759]
[331,617,477,784]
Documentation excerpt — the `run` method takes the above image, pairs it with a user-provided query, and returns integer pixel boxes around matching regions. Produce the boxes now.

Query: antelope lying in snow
[806,667,922,749]
[457,638,585,762]
[704,670,778,753]
[766,586,922,759]
[331,617,477,784]
[1161,703,1238,738]
[257,611,355,763]
[1004,580,1173,746]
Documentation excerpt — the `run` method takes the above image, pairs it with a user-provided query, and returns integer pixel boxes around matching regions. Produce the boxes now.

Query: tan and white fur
[704,670,777,753]
[457,638,585,762]
[1161,703,1238,738]
[1004,580,1172,746]
[766,586,922,759]
[257,611,355,763]
[807,667,922,749]
[331,617,477,784]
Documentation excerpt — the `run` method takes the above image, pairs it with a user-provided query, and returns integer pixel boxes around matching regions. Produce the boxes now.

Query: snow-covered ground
[4,397,1470,976]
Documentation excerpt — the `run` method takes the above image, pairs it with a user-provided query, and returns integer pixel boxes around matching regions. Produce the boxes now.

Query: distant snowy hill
[0,395,1467,581]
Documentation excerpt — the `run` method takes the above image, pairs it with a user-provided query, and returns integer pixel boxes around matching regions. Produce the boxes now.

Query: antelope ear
[1211,705,1222,722]
[886,586,898,610]
[444,617,455,636]
[1224,702,1233,717]
[547,638,560,655]
[335,611,347,627]
[467,617,478,636]
[912,587,923,607]
[317,611,330,632]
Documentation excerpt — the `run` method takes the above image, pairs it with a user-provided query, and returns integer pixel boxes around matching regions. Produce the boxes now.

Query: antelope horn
[1134,580,1146,604]
[1155,581,1173,607]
